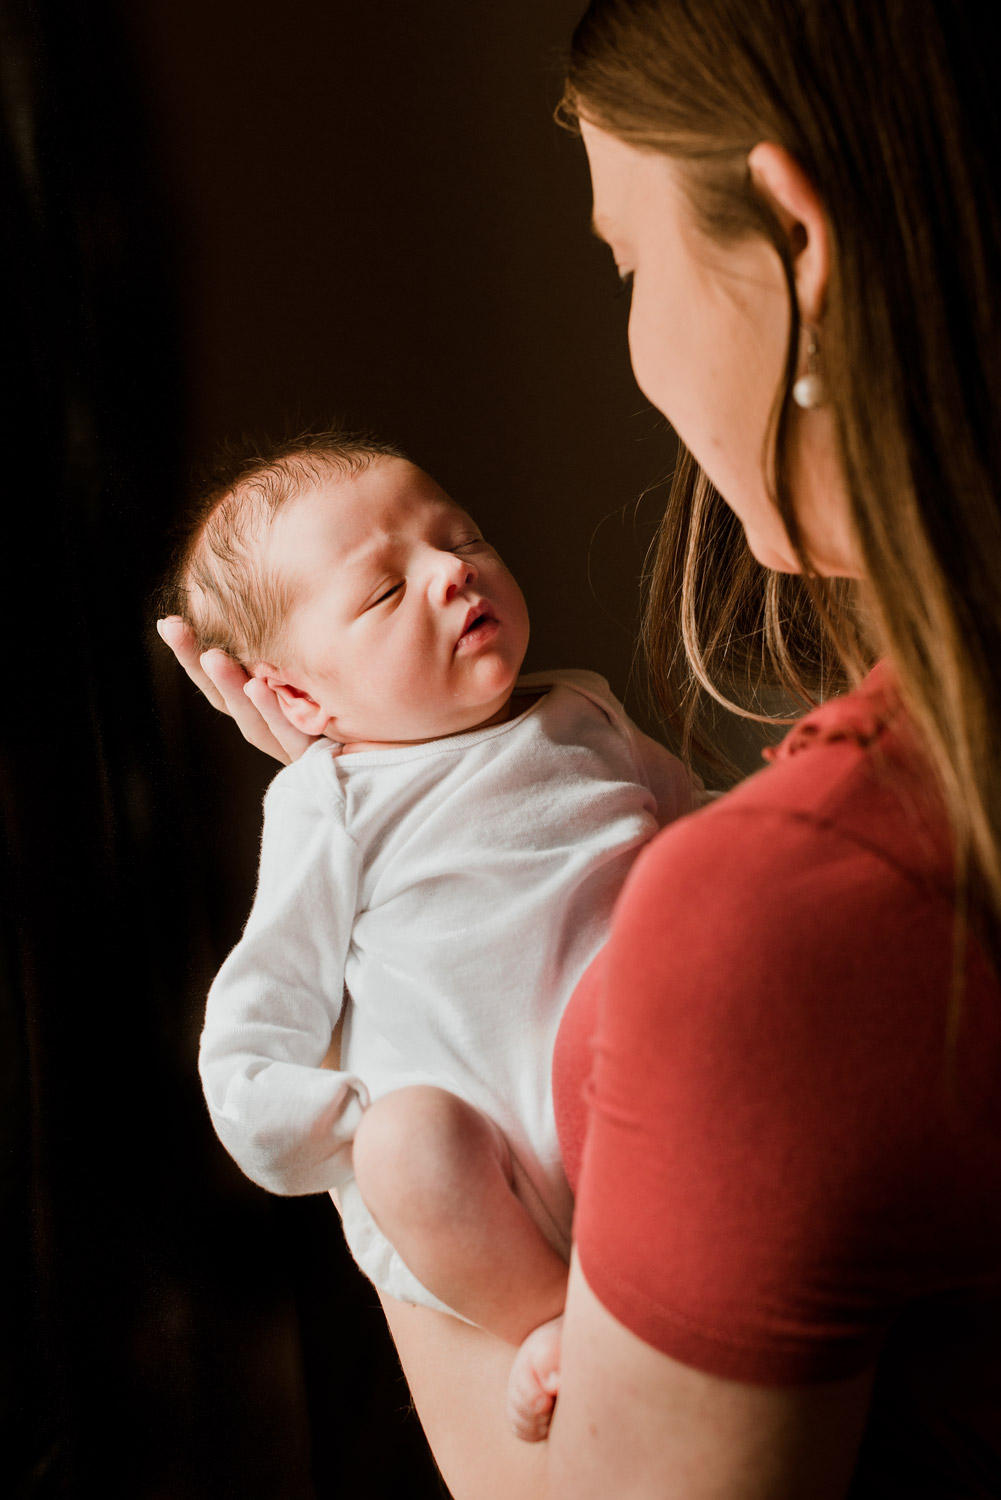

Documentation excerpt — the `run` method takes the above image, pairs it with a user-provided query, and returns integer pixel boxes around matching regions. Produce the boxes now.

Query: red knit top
[554,667,1001,1492]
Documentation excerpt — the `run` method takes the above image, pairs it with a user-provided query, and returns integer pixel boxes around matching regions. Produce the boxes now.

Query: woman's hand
[156,616,316,765]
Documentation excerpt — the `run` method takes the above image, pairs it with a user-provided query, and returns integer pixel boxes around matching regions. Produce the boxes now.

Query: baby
[167,430,698,1436]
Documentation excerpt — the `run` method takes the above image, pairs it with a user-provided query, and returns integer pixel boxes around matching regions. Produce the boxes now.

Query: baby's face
[260,459,530,746]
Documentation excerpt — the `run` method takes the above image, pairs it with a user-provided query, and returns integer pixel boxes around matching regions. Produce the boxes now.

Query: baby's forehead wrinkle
[338,497,466,565]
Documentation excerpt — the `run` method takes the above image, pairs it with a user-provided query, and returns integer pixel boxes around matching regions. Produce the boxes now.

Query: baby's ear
[252,663,331,736]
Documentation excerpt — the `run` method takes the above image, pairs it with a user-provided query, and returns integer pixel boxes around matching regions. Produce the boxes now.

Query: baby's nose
[438,552,476,600]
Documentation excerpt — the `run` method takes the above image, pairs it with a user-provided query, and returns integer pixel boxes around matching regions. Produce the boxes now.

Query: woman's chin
[744,530,801,574]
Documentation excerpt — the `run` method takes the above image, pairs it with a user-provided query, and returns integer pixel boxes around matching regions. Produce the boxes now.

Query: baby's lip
[456,601,497,644]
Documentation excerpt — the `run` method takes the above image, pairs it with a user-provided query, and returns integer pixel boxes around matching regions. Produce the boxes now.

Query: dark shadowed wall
[2,2,679,1496]
[130,0,676,679]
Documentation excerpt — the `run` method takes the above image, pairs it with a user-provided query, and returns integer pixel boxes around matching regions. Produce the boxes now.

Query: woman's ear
[747,142,830,324]
[253,664,332,736]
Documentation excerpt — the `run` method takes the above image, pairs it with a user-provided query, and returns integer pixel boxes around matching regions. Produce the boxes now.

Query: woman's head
[580,119,855,578]
[564,0,1001,935]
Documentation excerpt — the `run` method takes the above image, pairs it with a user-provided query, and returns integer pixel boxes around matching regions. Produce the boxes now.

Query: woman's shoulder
[634,662,951,921]
[591,664,999,1171]
[570,669,1001,1392]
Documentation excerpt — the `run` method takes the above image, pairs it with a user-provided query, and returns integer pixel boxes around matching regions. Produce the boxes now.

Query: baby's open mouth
[456,604,498,648]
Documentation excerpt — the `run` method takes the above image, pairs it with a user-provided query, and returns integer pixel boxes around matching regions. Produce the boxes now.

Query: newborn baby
[169,431,698,1435]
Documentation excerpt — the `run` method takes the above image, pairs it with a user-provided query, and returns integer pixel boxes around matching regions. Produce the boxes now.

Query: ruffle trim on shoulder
[762,661,899,764]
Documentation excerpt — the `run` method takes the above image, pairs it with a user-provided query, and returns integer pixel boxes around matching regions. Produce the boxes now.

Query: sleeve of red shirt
[571,796,964,1386]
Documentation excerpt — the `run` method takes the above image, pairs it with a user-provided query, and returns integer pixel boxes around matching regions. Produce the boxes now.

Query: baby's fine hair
[166,428,408,669]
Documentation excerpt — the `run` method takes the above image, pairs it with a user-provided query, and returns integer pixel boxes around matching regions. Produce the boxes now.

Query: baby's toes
[506,1380,556,1444]
[505,1315,564,1443]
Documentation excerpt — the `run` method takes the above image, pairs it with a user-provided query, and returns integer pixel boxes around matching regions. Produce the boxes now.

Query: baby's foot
[506,1314,563,1443]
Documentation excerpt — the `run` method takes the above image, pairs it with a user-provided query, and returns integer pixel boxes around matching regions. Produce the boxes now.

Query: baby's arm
[629,721,709,824]
[199,762,366,1195]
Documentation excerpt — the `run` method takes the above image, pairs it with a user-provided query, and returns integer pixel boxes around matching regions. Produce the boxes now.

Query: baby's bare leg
[352,1086,567,1347]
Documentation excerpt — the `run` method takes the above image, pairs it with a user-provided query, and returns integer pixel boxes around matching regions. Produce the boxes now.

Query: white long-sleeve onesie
[199,670,696,1309]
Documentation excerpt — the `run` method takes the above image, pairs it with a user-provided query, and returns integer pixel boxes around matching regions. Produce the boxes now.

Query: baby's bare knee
[353,1086,502,1229]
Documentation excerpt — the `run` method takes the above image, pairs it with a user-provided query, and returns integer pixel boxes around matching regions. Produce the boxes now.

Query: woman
[161,1,1001,1494]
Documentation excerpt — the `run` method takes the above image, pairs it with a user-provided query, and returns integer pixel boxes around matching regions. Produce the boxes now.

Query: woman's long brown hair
[564,0,1001,965]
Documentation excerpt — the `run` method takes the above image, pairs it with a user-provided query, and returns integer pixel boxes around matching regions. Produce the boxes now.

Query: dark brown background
[133,0,677,678]
[2,1,678,1496]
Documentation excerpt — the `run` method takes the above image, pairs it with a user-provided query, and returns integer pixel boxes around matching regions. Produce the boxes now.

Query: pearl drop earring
[792,326,825,410]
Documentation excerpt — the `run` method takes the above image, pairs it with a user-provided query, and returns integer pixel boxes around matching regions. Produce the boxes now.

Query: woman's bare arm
[547,1255,874,1499]
[378,1252,874,1500]
[376,1291,548,1500]
[156,615,314,764]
